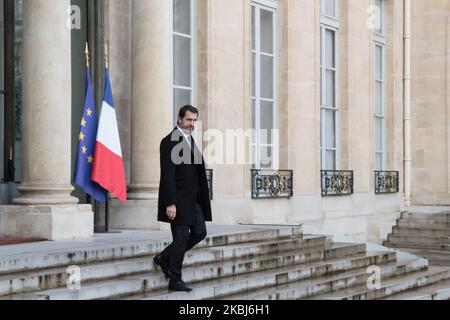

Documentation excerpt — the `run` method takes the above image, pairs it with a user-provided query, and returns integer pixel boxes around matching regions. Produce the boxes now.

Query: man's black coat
[158,128,212,225]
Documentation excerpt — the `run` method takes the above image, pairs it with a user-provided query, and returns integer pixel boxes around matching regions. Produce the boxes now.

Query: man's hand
[166,205,177,221]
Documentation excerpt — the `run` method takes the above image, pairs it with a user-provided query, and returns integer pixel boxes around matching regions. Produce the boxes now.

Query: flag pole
[105,43,109,69]
[85,43,98,231]
[104,43,110,233]
[85,43,89,68]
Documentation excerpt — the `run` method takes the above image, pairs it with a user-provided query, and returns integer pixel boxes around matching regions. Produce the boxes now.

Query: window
[374,0,385,170]
[251,1,278,169]
[173,0,196,125]
[320,0,339,170]
[321,0,338,18]
[374,0,383,35]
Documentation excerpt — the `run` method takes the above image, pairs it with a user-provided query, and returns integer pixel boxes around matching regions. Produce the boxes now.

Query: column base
[0,204,94,240]
[13,184,79,205]
[107,199,165,230]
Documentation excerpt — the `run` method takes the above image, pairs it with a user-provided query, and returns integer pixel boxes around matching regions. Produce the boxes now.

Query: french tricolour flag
[92,69,127,203]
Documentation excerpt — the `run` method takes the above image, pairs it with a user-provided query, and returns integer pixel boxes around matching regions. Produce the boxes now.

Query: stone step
[392,227,450,237]
[385,279,450,300]
[218,258,429,300]
[8,252,395,300]
[0,227,303,275]
[387,234,450,245]
[393,248,450,267]
[383,241,450,251]
[401,212,450,221]
[309,266,450,300]
[0,235,335,297]
[135,253,413,301]
[407,206,450,215]
[398,219,450,229]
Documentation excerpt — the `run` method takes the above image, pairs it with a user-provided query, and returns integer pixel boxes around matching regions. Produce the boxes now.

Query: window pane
[375,117,383,152]
[252,53,255,97]
[324,0,336,17]
[325,29,335,68]
[326,150,336,170]
[173,0,191,35]
[375,45,382,80]
[260,101,274,130]
[375,153,383,171]
[325,69,335,108]
[252,144,257,169]
[375,0,382,33]
[320,111,323,149]
[325,110,336,148]
[261,55,274,99]
[174,88,192,120]
[252,99,257,146]
[260,101,273,145]
[260,9,273,54]
[173,35,191,87]
[375,80,383,115]
[260,146,273,169]
[251,6,255,51]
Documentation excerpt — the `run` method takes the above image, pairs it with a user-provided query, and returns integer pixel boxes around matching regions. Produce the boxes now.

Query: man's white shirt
[177,126,192,149]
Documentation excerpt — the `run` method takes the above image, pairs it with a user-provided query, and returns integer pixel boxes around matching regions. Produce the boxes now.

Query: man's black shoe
[169,281,193,292]
[153,254,170,279]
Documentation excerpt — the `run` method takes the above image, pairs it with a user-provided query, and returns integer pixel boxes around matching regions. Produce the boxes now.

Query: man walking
[154,105,212,292]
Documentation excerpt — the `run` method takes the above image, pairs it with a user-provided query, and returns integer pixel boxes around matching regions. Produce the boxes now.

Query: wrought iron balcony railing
[206,169,213,200]
[251,169,293,199]
[321,170,354,196]
[375,171,399,194]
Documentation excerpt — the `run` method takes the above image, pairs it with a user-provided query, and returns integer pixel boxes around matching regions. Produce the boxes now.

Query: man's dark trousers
[160,201,207,283]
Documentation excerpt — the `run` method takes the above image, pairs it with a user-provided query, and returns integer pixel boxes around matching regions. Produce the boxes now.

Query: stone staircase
[384,208,450,251]
[0,225,449,300]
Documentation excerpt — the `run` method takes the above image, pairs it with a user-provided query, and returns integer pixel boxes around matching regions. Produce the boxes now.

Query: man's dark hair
[178,105,199,120]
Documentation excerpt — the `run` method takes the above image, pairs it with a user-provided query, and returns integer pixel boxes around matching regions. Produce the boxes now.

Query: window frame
[321,0,339,22]
[374,0,384,37]
[320,2,340,171]
[251,1,278,170]
[172,0,197,127]
[373,2,386,171]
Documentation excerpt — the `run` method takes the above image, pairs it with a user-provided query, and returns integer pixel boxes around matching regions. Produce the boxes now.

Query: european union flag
[74,68,107,204]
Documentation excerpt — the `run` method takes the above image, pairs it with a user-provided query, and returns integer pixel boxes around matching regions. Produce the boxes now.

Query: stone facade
[104,0,406,243]
[1,0,448,243]
[410,0,450,205]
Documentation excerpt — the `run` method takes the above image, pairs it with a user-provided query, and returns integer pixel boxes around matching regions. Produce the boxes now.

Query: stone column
[108,0,172,230]
[127,0,172,199]
[0,0,93,240]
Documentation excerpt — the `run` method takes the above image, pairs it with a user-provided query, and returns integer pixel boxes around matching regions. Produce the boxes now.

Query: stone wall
[411,0,450,205]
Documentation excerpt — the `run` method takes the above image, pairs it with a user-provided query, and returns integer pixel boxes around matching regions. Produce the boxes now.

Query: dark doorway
[0,0,22,205]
